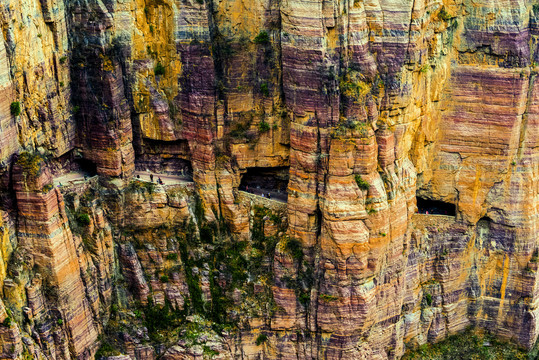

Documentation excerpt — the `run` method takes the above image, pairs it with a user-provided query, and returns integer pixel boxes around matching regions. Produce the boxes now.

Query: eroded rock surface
[0,0,538,359]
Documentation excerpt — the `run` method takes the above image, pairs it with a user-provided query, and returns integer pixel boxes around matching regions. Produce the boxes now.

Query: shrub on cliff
[2,317,11,327]
[319,293,339,303]
[331,119,369,139]
[16,152,43,178]
[142,297,183,342]
[256,333,268,346]
[76,213,91,226]
[258,121,270,133]
[260,82,269,97]
[95,338,121,359]
[154,62,165,76]
[128,180,155,194]
[355,174,370,191]
[230,122,249,139]
[42,183,53,193]
[10,102,21,116]
[298,291,310,307]
[144,181,156,194]
[423,292,432,306]
[254,30,270,44]
[438,7,453,21]
[339,71,370,100]
[284,237,303,261]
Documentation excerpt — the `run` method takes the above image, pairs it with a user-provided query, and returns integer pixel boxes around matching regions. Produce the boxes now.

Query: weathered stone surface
[0,0,539,359]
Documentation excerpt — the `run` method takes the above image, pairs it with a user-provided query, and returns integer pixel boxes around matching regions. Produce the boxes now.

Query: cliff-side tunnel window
[74,158,97,176]
[476,216,491,242]
[240,166,289,202]
[416,197,456,216]
[135,139,192,179]
[136,157,192,179]
[164,159,192,178]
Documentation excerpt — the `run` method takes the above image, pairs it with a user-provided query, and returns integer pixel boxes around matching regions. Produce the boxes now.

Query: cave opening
[477,216,492,225]
[476,216,492,241]
[416,197,456,216]
[140,158,193,179]
[134,139,193,179]
[74,158,98,176]
[239,167,289,202]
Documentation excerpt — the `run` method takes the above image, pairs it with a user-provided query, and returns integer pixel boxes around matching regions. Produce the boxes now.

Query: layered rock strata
[0,0,538,359]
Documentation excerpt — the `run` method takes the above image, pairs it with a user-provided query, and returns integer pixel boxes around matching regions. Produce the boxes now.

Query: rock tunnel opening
[416,197,456,216]
[477,216,492,226]
[145,158,192,179]
[240,167,289,202]
[476,216,492,242]
[135,139,193,179]
[74,158,98,176]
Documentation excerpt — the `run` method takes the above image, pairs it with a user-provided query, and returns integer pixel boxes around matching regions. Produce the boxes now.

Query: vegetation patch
[402,328,531,360]
[42,183,54,193]
[95,337,121,359]
[355,174,370,191]
[258,121,270,133]
[143,297,184,342]
[16,152,43,178]
[256,333,268,346]
[154,62,166,76]
[339,71,370,101]
[2,317,11,327]
[423,292,432,306]
[76,213,91,226]
[260,82,269,97]
[284,237,303,261]
[128,180,156,194]
[438,7,453,20]
[319,293,339,303]
[254,30,270,44]
[229,120,251,139]
[10,102,21,116]
[331,118,369,139]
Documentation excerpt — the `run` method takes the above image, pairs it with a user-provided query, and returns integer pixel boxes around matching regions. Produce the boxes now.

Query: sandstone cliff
[0,0,538,359]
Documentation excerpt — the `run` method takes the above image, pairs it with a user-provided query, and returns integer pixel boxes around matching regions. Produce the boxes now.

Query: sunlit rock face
[0,0,538,359]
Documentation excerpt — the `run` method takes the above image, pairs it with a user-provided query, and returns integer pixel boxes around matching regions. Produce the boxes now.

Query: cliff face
[0,0,538,359]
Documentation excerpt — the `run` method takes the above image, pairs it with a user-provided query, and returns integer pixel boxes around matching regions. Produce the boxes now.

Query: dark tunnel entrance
[74,158,98,176]
[134,139,193,180]
[416,197,456,216]
[143,158,193,179]
[239,167,289,202]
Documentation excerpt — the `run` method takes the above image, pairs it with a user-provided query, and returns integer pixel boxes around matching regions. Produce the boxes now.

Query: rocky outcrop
[0,0,74,166]
[11,156,102,358]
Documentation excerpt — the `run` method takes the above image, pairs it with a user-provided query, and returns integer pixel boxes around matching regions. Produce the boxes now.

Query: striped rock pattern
[0,0,537,359]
